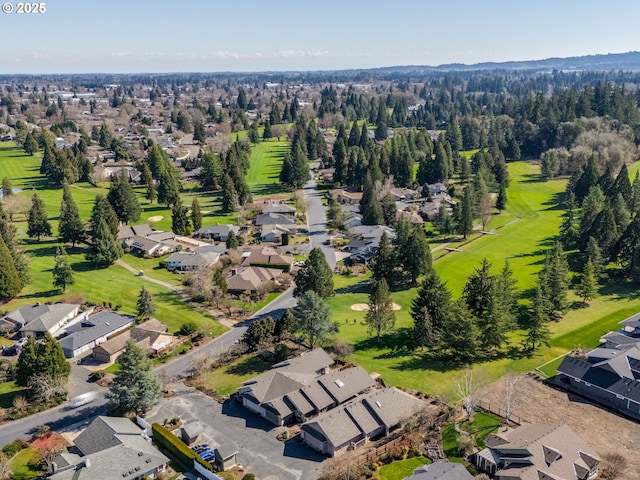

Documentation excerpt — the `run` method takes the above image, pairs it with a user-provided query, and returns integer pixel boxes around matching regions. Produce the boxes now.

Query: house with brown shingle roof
[225,266,284,294]
[473,423,599,480]
[92,319,172,364]
[241,247,294,271]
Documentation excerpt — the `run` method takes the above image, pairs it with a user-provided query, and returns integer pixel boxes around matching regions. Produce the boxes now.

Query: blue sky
[1,0,639,73]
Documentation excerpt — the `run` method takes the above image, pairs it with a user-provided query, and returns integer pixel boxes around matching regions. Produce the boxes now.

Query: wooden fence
[478,400,527,426]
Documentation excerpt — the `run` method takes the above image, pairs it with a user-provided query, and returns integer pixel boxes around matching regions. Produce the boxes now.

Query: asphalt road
[0,164,334,454]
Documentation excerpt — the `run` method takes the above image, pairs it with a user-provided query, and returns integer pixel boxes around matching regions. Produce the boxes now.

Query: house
[300,387,427,457]
[238,348,378,427]
[241,246,294,271]
[556,312,640,420]
[346,225,396,259]
[214,444,239,471]
[117,224,154,242]
[49,416,168,480]
[126,235,174,257]
[195,224,240,242]
[388,188,419,201]
[403,462,474,480]
[0,303,80,337]
[260,224,294,243]
[165,251,220,272]
[102,165,142,183]
[263,202,296,216]
[92,319,172,363]
[473,424,599,480]
[225,266,284,294]
[330,188,363,205]
[255,212,295,227]
[59,311,136,358]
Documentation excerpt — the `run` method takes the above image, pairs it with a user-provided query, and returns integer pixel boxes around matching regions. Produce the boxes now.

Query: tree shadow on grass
[225,356,272,377]
[19,289,60,300]
[541,192,565,210]
[353,328,415,359]
[520,173,546,184]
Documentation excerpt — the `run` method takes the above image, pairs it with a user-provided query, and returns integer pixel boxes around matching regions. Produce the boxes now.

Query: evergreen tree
[365,278,396,344]
[523,282,552,351]
[629,170,640,213]
[157,165,181,207]
[141,163,157,204]
[107,172,141,225]
[91,195,118,238]
[226,230,239,249]
[16,333,70,389]
[540,242,570,315]
[52,246,74,292]
[107,340,161,413]
[585,236,606,279]
[23,133,39,155]
[136,286,155,321]
[578,186,605,247]
[86,218,123,266]
[274,308,296,340]
[292,291,336,349]
[198,152,222,191]
[347,121,360,147]
[615,215,640,271]
[410,270,452,349]
[360,173,383,225]
[397,222,432,286]
[58,184,86,246]
[294,247,334,298]
[1,177,12,198]
[574,155,600,203]
[371,232,395,282]
[15,337,37,387]
[193,121,206,145]
[463,258,494,318]
[26,192,51,241]
[381,194,397,227]
[0,234,20,302]
[576,259,598,305]
[496,182,507,211]
[457,186,474,239]
[441,300,480,363]
[171,199,190,235]
[190,196,202,231]
[221,173,237,212]
[613,163,632,204]
[262,121,272,141]
[0,203,29,288]
[243,317,276,352]
[560,192,579,248]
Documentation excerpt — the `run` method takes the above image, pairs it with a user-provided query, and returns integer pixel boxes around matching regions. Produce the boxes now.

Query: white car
[67,392,97,409]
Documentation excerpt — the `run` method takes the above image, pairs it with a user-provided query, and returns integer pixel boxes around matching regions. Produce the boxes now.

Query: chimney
[231,268,238,276]
[83,458,91,468]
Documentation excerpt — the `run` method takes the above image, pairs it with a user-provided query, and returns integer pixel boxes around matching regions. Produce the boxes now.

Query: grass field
[377,457,430,480]
[327,160,640,400]
[245,138,290,197]
[8,447,41,480]
[0,381,25,409]
[442,412,500,465]
[201,355,272,396]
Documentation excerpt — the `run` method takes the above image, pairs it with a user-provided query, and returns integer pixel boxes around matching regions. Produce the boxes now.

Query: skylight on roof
[335,379,345,388]
[375,400,382,408]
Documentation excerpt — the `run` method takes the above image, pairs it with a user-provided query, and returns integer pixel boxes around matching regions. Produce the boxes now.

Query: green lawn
[378,456,430,480]
[121,253,183,286]
[202,355,272,396]
[326,160,640,400]
[442,412,500,465]
[9,447,41,480]
[0,381,26,409]
[245,138,290,197]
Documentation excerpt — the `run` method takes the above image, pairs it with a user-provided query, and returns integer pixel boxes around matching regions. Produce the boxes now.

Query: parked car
[16,337,28,347]
[2,345,20,356]
[192,444,210,453]
[201,452,215,462]
[67,392,97,409]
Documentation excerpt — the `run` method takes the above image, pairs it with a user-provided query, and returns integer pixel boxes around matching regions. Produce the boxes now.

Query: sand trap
[351,303,401,311]
[148,216,164,223]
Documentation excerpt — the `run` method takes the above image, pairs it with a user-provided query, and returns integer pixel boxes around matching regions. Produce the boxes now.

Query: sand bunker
[351,303,401,311]
[148,216,164,223]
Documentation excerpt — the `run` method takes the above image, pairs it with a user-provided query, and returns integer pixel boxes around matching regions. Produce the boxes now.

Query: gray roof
[620,312,640,328]
[317,366,376,404]
[117,223,153,241]
[194,244,229,255]
[166,251,220,269]
[60,311,135,354]
[5,303,78,329]
[74,416,149,456]
[127,235,162,253]
[264,203,296,215]
[405,462,474,480]
[255,212,295,226]
[215,443,239,460]
[196,224,240,236]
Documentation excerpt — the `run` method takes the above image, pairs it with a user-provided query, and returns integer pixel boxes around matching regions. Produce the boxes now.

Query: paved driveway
[146,386,326,480]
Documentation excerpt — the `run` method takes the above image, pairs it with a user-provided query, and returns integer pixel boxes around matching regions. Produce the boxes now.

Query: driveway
[146,385,325,480]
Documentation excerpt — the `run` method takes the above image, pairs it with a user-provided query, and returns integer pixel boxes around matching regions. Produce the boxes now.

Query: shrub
[179,321,198,336]
[2,439,27,458]
[242,474,256,480]
[91,370,105,381]
[274,343,289,361]
[152,423,213,472]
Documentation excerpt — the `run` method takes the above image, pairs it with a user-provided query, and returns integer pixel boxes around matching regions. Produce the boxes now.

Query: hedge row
[152,422,213,472]
[248,262,291,273]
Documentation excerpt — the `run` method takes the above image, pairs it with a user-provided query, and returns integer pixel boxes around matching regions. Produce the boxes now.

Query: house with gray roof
[255,212,295,227]
[557,312,640,420]
[195,224,240,242]
[165,251,220,272]
[473,423,599,480]
[59,311,136,358]
[225,266,284,294]
[263,202,296,215]
[117,223,154,242]
[0,303,80,337]
[300,387,427,457]
[404,462,473,480]
[49,416,168,479]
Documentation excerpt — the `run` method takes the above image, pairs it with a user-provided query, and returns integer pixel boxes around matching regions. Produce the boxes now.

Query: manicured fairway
[245,138,290,197]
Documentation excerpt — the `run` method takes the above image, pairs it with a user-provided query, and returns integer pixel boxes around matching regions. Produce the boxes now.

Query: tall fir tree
[576,258,598,305]
[190,196,202,231]
[365,278,396,344]
[524,282,552,351]
[27,192,51,241]
[0,233,20,302]
[58,183,86,246]
[360,173,384,225]
[136,286,155,321]
[141,163,157,204]
[540,242,570,315]
[0,202,30,288]
[90,195,119,237]
[86,218,123,266]
[221,173,237,212]
[107,172,141,225]
[294,247,334,298]
[52,246,74,292]
[457,186,474,239]
[292,291,336,349]
[410,270,452,350]
[171,199,190,235]
[107,340,161,413]
[560,192,579,249]
[371,232,395,283]
[442,300,480,363]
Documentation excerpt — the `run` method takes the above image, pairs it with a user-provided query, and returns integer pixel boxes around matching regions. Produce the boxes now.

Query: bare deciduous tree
[455,367,484,421]
[28,373,67,403]
[2,195,31,221]
[503,372,522,425]
[479,194,492,230]
[12,395,27,413]
[601,452,629,480]
[0,452,10,480]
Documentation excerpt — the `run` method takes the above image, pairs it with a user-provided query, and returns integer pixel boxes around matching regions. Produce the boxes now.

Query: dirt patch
[350,303,401,311]
[148,215,164,223]
[478,375,640,480]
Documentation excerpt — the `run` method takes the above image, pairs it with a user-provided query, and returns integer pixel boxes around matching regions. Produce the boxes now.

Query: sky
[0,0,639,74]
